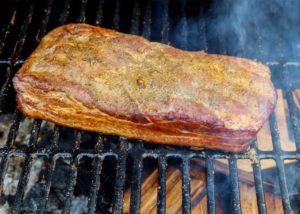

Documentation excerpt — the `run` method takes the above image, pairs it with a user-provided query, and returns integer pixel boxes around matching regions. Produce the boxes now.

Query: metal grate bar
[77,0,88,23]
[112,139,128,214]
[0,8,17,55]
[129,143,143,214]
[5,109,23,149]
[206,156,216,214]
[62,131,82,213]
[87,155,103,214]
[0,60,10,64]
[12,119,42,213]
[86,134,104,213]
[130,0,140,35]
[274,159,293,214]
[37,157,57,213]
[59,0,72,25]
[73,131,82,151]
[180,0,188,50]
[198,2,208,51]
[0,2,35,110]
[269,112,292,213]
[181,157,191,214]
[285,90,300,151]
[95,134,105,152]
[10,4,35,60]
[113,0,121,31]
[62,157,79,214]
[51,126,61,151]
[35,0,53,43]
[251,141,267,214]
[11,149,300,160]
[229,155,242,214]
[37,126,60,213]
[0,59,24,65]
[157,155,167,214]
[161,0,169,44]
[219,0,230,55]
[95,0,105,26]
[142,0,152,39]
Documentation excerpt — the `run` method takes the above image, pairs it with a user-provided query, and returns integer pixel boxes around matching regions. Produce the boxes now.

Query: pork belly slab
[13,24,277,152]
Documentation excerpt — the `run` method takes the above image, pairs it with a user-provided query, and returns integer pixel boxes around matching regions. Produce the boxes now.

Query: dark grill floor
[0,0,299,213]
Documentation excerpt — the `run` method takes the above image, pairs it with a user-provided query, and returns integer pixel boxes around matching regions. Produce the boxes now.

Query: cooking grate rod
[59,0,72,26]
[142,0,151,39]
[95,0,104,26]
[35,0,53,43]
[179,0,187,50]
[112,0,120,31]
[0,7,16,56]
[0,147,300,160]
[182,157,191,213]
[251,141,267,214]
[198,2,208,52]
[13,120,42,213]
[129,142,143,214]
[112,139,128,214]
[161,0,169,44]
[37,124,60,213]
[157,154,167,214]
[130,0,140,35]
[229,155,242,214]
[87,154,103,213]
[269,113,293,213]
[285,90,300,152]
[0,2,34,112]
[77,0,88,23]
[62,131,82,213]
[206,155,216,213]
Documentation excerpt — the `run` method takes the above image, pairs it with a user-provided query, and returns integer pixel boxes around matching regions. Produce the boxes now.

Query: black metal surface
[206,155,216,213]
[181,157,191,213]
[269,113,293,213]
[157,155,167,214]
[0,0,298,213]
[228,156,242,214]
[251,140,267,214]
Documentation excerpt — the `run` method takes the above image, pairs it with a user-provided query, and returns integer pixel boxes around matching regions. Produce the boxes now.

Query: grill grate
[0,0,299,213]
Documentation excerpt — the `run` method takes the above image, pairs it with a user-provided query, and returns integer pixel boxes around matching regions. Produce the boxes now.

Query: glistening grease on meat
[13,24,277,152]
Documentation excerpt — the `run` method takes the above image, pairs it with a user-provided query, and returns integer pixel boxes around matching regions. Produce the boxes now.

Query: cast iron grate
[0,0,299,213]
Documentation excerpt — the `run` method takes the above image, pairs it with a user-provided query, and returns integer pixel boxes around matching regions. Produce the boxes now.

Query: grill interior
[0,0,299,213]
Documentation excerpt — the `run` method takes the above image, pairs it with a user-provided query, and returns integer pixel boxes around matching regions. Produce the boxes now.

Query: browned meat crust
[13,23,277,152]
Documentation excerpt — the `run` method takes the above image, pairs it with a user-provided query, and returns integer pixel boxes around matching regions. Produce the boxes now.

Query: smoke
[215,0,300,60]
[172,0,300,61]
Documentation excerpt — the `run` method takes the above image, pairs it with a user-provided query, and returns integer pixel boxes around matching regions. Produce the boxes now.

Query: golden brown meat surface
[13,23,277,152]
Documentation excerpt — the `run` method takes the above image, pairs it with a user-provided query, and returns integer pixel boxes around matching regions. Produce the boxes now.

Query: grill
[0,0,299,213]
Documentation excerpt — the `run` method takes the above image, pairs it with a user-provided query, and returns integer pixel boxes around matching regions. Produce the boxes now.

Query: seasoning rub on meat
[13,24,277,152]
